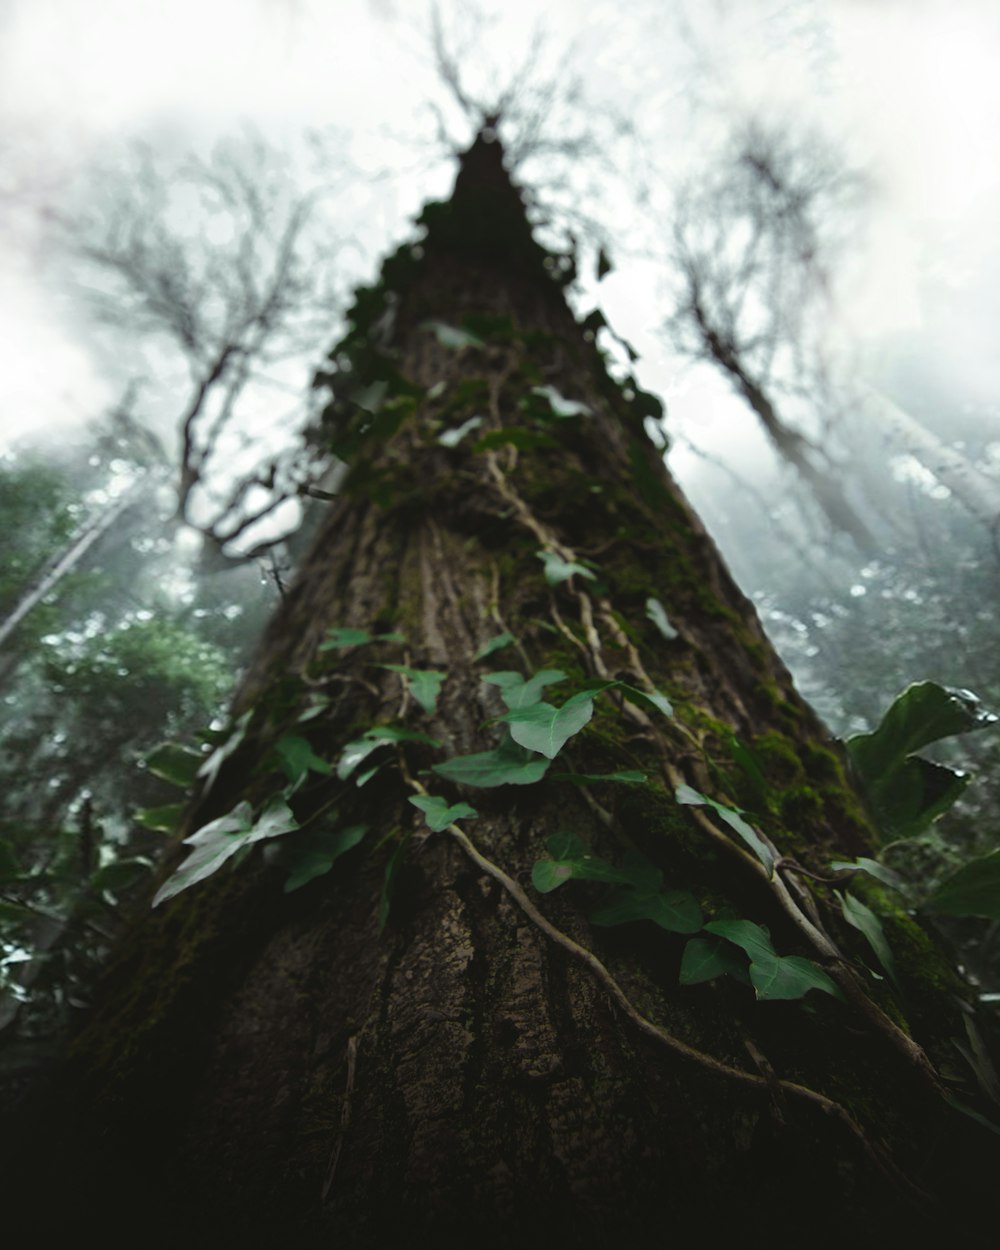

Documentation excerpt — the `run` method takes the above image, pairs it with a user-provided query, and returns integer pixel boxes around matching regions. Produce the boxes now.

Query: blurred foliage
[0,443,272,1091]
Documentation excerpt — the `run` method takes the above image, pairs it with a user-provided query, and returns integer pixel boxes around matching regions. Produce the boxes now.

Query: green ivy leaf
[675,784,774,876]
[438,416,484,447]
[590,887,702,933]
[923,850,1000,919]
[336,726,440,781]
[530,385,591,418]
[503,691,594,759]
[134,803,185,833]
[829,857,905,891]
[483,669,566,710]
[537,551,597,586]
[474,632,515,661]
[679,935,751,986]
[838,891,899,988]
[320,627,406,650]
[197,710,253,794]
[380,665,446,715]
[152,797,298,907]
[408,795,478,832]
[645,597,678,640]
[846,682,996,841]
[705,919,841,1002]
[423,320,484,349]
[282,824,368,893]
[432,737,550,788]
[275,735,333,791]
[531,836,659,895]
[144,742,204,789]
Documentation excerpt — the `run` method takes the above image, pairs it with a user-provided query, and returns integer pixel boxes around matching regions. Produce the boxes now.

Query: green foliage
[704,919,842,1002]
[537,551,597,586]
[437,416,483,447]
[553,770,647,785]
[432,736,550,788]
[337,726,440,782]
[274,734,333,793]
[320,626,406,650]
[280,824,368,893]
[407,795,477,832]
[133,802,185,833]
[847,682,995,842]
[675,784,775,875]
[483,668,567,709]
[380,665,446,715]
[838,890,899,987]
[152,797,299,907]
[678,935,751,986]
[924,851,1000,919]
[529,385,591,418]
[423,320,484,349]
[502,691,595,759]
[145,742,205,788]
[645,597,678,641]
[473,632,515,661]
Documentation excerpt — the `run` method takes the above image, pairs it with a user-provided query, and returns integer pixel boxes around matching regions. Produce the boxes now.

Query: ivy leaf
[645,597,679,640]
[590,887,702,934]
[144,742,204,789]
[619,684,673,718]
[423,320,484,349]
[531,836,660,895]
[379,665,446,716]
[675,784,774,876]
[705,919,841,1002]
[438,415,484,447]
[838,891,899,988]
[474,632,515,661]
[152,798,298,907]
[531,385,591,418]
[320,627,406,650]
[197,710,253,794]
[483,669,566,710]
[432,737,549,788]
[846,682,996,841]
[923,850,1000,919]
[537,551,596,586]
[408,795,478,832]
[597,246,613,280]
[337,726,440,781]
[275,734,333,791]
[282,824,368,893]
[503,691,595,759]
[134,803,185,833]
[829,857,905,891]
[679,935,751,986]
[728,735,774,808]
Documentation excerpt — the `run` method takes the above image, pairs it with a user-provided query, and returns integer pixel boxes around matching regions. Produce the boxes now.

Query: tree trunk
[6,134,996,1247]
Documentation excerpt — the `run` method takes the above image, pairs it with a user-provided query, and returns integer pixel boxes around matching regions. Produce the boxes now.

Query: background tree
[8,128,997,1246]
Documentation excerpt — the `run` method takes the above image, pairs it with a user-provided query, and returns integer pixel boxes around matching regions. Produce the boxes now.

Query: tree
[55,129,347,555]
[8,130,997,1246]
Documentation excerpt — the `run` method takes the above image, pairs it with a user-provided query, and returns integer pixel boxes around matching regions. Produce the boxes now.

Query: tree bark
[6,134,996,1247]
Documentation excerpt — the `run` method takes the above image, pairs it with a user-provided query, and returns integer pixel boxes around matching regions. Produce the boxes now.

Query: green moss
[752,730,807,788]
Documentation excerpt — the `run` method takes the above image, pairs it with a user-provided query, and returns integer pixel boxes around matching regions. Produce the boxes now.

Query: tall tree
[9,131,996,1246]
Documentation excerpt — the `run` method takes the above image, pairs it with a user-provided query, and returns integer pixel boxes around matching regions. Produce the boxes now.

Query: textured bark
[7,135,997,1246]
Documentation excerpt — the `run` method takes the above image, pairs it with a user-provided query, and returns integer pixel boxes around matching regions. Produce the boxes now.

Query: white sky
[1,0,998,482]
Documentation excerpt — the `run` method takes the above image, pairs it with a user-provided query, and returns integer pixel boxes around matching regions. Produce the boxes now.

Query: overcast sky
[2,0,998,493]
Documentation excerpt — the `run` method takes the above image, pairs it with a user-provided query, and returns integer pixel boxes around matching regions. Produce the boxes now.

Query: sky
[1,0,999,512]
